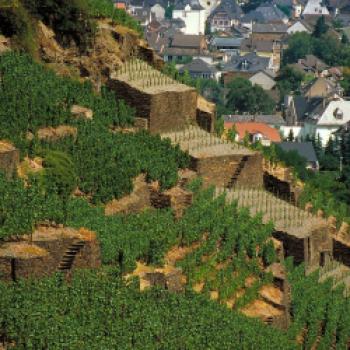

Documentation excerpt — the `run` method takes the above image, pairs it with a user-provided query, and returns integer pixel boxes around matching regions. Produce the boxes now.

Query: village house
[163,33,211,62]
[251,23,288,42]
[208,0,243,33]
[282,97,350,146]
[210,36,243,54]
[303,77,343,99]
[240,37,282,71]
[287,20,312,34]
[223,114,285,128]
[222,52,272,84]
[224,121,282,146]
[179,58,219,80]
[172,0,206,35]
[241,3,289,30]
[302,0,330,22]
[249,70,277,91]
[290,54,328,76]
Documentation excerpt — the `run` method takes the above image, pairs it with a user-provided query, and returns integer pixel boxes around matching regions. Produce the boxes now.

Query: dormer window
[334,108,343,120]
[241,60,249,70]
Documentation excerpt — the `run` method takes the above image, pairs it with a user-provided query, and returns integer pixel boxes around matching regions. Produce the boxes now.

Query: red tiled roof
[224,121,281,142]
[115,3,126,9]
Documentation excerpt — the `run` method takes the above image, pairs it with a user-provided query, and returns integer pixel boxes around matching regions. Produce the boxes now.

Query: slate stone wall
[333,239,350,267]
[0,147,19,179]
[73,239,101,270]
[196,108,215,132]
[273,231,305,265]
[190,153,263,188]
[33,237,75,275]
[273,223,331,270]
[107,78,197,133]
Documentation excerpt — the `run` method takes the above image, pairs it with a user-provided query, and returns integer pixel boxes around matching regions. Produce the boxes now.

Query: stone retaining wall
[333,239,350,267]
[107,78,197,133]
[190,153,263,188]
[0,144,19,179]
[273,222,331,271]
[0,227,101,282]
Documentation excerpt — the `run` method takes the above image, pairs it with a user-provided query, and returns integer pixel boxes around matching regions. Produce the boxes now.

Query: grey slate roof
[179,58,217,73]
[211,37,243,48]
[293,96,324,122]
[223,114,285,125]
[242,4,288,23]
[252,23,288,33]
[210,0,243,20]
[240,38,277,53]
[223,52,270,72]
[278,142,318,163]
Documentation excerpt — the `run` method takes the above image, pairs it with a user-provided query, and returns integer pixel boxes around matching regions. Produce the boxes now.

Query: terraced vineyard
[214,187,325,234]
[161,125,253,156]
[112,58,185,91]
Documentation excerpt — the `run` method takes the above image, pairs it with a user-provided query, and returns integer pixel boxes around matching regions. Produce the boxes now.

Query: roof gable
[225,122,282,142]
[317,100,350,125]
[210,0,242,19]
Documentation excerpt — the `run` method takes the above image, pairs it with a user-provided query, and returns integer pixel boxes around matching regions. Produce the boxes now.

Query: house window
[224,21,228,25]
[334,108,343,119]
[219,20,223,25]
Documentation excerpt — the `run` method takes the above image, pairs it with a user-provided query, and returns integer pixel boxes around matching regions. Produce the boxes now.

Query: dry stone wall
[273,221,331,271]
[333,238,350,267]
[0,142,19,179]
[191,153,263,188]
[107,78,197,133]
[0,226,101,282]
[105,174,151,215]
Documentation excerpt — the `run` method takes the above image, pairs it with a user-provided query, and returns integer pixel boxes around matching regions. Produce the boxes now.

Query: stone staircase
[227,155,249,188]
[57,240,85,273]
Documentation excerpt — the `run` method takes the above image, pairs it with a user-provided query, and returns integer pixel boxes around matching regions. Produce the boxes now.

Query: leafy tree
[277,4,291,17]
[341,32,349,45]
[287,129,294,142]
[0,3,39,58]
[283,32,314,64]
[277,66,304,97]
[313,16,329,38]
[227,125,237,142]
[215,117,224,137]
[22,0,96,50]
[226,77,275,114]
[165,4,174,19]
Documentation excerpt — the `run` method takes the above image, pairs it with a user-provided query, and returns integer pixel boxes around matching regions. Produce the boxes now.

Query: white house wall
[287,22,310,34]
[173,9,206,35]
[280,125,303,139]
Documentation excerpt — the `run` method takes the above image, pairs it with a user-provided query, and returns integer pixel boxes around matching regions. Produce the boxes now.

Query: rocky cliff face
[24,19,163,91]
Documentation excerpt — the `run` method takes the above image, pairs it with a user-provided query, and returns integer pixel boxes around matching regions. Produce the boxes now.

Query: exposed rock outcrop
[71,105,93,120]
[37,125,77,142]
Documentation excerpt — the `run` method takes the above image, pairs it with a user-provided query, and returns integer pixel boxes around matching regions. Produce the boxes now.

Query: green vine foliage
[0,173,64,239]
[287,263,350,349]
[0,52,189,206]
[0,52,133,147]
[0,268,296,349]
